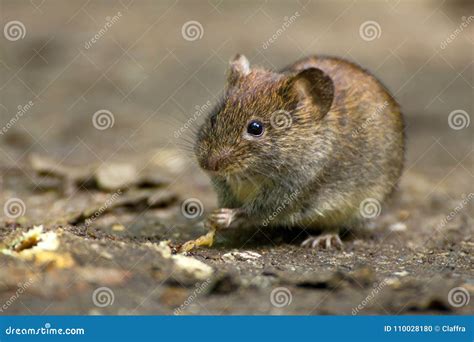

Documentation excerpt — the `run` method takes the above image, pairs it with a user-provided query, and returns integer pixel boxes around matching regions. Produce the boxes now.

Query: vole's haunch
[194,54,405,249]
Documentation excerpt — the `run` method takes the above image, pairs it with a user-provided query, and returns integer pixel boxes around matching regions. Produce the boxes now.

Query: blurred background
[0,0,472,173]
[0,0,472,315]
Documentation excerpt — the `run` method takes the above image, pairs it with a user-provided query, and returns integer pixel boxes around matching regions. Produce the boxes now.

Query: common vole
[194,54,404,249]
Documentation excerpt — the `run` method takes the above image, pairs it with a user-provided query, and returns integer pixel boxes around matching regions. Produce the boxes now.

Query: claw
[301,234,343,250]
[206,208,239,230]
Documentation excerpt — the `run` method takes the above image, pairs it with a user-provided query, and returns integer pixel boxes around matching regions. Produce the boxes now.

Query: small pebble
[389,222,407,232]
[222,251,262,263]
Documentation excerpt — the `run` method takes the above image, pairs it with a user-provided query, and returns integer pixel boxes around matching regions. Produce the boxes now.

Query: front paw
[206,208,240,230]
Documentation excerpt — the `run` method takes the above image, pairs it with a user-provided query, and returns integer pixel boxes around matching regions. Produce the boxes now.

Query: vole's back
[283,56,405,227]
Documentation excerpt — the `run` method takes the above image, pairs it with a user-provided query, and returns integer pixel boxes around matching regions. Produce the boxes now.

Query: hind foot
[301,234,343,250]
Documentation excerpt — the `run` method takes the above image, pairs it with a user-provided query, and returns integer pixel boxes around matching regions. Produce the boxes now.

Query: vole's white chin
[204,169,233,177]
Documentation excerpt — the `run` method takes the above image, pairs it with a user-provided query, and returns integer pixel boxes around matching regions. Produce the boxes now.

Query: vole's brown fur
[194,54,404,248]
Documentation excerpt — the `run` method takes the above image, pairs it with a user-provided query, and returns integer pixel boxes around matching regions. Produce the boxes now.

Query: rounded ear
[227,54,250,86]
[290,68,334,119]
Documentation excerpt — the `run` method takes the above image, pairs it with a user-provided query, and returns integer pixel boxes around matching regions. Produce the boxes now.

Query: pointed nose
[207,155,220,172]
[202,148,231,172]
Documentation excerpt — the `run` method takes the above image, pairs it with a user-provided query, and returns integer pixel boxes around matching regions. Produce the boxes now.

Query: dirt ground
[0,0,473,315]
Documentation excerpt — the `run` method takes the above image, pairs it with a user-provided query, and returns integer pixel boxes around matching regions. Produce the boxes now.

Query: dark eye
[246,120,264,136]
